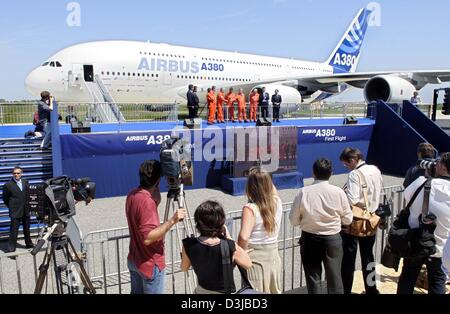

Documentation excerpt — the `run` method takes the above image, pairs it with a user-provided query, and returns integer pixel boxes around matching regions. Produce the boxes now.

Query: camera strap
[355,169,370,211]
[422,178,432,217]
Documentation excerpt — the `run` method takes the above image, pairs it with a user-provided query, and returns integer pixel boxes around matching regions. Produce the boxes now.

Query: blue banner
[298,125,373,144]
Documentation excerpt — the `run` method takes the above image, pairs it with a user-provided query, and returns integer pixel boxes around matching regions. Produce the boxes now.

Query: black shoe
[25,244,35,249]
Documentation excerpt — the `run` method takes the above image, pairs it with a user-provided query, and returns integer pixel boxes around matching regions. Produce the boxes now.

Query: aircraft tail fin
[325,6,373,73]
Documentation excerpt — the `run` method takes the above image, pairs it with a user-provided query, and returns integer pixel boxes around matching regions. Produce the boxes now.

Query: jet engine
[364,75,416,103]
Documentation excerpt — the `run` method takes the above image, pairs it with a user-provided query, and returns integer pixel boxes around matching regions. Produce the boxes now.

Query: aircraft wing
[296,70,450,88]
[176,70,450,101]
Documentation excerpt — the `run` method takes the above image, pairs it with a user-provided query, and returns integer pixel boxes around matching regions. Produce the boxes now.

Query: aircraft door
[83,65,94,82]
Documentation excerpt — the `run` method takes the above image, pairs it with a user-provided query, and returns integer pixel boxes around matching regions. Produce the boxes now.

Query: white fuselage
[25,41,334,103]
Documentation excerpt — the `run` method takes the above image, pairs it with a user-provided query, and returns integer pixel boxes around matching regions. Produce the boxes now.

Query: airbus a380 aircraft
[25,5,450,106]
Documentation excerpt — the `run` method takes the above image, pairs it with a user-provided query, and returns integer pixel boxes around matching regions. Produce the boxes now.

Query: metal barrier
[79,185,404,295]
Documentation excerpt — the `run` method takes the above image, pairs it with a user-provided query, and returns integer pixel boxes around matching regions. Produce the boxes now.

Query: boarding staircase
[82,75,126,123]
[368,100,450,177]
[0,138,53,239]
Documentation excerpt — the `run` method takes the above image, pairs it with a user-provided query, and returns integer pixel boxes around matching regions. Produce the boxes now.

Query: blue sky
[1,0,450,101]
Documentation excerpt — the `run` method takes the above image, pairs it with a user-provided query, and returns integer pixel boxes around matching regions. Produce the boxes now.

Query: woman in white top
[238,167,283,294]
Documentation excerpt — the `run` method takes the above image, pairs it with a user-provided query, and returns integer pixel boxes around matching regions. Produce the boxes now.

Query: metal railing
[59,102,179,123]
[0,185,405,294]
[0,102,179,126]
[196,102,370,123]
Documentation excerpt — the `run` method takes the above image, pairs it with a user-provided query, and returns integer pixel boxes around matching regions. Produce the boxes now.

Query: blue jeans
[128,260,165,294]
[41,121,52,149]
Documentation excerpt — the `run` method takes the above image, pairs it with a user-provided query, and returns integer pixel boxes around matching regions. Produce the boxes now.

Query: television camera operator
[126,160,186,294]
[397,152,450,294]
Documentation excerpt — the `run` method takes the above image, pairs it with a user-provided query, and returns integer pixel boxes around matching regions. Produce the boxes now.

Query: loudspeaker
[71,120,91,133]
[256,118,272,127]
[343,116,358,125]
[184,118,202,130]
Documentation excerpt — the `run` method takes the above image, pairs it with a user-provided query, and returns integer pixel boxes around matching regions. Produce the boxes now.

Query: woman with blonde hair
[238,167,283,294]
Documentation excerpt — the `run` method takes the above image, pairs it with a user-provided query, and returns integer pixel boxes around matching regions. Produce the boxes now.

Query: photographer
[126,160,186,294]
[38,91,54,151]
[403,143,436,188]
[397,152,450,294]
[340,147,383,294]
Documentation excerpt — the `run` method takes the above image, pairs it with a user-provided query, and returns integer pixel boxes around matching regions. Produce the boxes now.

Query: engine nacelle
[364,75,416,103]
[254,84,302,104]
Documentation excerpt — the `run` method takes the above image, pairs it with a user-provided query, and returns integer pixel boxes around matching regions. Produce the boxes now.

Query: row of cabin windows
[139,51,186,58]
[137,51,285,68]
[101,71,159,78]
[176,75,250,82]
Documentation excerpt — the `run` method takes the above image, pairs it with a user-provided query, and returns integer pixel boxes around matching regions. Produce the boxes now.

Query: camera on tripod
[417,159,438,178]
[160,135,193,190]
[27,176,96,224]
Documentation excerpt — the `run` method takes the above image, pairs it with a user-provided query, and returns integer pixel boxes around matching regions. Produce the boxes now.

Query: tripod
[163,182,197,294]
[32,222,96,294]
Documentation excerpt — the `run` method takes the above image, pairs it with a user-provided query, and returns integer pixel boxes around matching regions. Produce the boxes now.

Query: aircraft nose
[25,68,44,97]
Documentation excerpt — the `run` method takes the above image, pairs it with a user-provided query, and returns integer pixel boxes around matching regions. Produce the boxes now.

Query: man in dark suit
[271,89,282,123]
[186,84,196,119]
[2,167,33,252]
[259,87,270,120]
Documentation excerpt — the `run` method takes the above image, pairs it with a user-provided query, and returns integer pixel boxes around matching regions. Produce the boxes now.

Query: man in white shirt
[340,147,383,294]
[397,152,450,294]
[290,159,353,294]
[410,91,422,105]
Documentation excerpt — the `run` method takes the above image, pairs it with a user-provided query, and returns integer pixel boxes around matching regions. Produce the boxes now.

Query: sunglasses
[13,172,22,175]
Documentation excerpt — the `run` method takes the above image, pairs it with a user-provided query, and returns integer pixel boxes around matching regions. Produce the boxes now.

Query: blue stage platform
[0,117,375,198]
[0,118,374,138]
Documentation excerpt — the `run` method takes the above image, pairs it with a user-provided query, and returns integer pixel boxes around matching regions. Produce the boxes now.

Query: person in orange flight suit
[236,89,249,123]
[249,89,259,122]
[225,87,236,122]
[207,86,217,125]
[216,88,225,123]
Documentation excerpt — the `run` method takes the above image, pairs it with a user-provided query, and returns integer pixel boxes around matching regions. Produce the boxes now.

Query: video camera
[27,176,96,224]
[417,159,438,178]
[160,135,193,190]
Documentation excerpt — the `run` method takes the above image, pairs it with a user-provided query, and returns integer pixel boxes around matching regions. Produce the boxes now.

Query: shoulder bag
[345,169,381,237]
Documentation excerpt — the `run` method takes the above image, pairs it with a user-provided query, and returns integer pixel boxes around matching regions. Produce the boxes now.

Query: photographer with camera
[403,143,436,188]
[126,160,186,294]
[340,147,384,294]
[397,152,450,294]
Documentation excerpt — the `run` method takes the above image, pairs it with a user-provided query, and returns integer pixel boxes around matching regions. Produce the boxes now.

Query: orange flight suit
[216,91,225,123]
[236,94,248,122]
[249,92,259,122]
[207,91,217,124]
[226,92,236,122]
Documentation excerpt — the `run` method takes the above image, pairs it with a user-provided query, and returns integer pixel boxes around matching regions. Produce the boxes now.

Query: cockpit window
[55,61,62,67]
[42,62,49,66]
[50,62,55,67]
